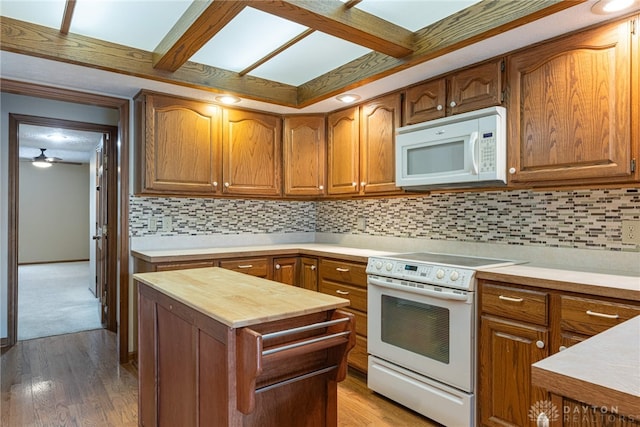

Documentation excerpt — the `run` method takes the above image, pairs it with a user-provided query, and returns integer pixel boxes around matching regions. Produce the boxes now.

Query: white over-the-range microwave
[395,106,507,190]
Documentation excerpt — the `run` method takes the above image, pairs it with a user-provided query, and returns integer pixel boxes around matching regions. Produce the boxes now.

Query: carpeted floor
[18,261,103,341]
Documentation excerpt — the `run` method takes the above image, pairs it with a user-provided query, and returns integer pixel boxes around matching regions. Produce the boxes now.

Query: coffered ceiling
[0,0,589,109]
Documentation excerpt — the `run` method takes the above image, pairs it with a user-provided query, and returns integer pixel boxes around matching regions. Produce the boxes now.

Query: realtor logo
[529,400,560,425]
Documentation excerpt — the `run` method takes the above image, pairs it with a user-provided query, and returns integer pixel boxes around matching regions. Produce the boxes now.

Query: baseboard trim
[1,337,9,348]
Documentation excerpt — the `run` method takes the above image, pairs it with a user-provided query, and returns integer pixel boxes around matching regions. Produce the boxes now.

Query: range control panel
[366,257,476,290]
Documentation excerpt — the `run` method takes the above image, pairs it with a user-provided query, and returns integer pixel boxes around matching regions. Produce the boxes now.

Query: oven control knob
[450,271,459,281]
[375,261,383,270]
[385,263,394,271]
[436,269,445,279]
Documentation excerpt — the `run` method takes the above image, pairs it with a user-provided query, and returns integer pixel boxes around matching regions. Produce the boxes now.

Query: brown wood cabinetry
[318,258,369,372]
[134,91,222,195]
[478,280,640,427]
[507,17,638,186]
[300,257,319,291]
[218,256,270,279]
[479,282,550,427]
[222,109,282,196]
[403,59,504,125]
[283,115,326,197]
[272,256,297,285]
[327,94,402,196]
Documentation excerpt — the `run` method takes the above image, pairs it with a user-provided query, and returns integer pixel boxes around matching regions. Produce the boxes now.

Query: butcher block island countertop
[133,267,349,327]
[134,267,356,427]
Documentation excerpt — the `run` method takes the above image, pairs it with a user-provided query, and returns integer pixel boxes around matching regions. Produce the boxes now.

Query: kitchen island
[134,267,354,427]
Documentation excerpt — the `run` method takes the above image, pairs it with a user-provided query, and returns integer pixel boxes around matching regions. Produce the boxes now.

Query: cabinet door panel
[283,116,326,196]
[360,93,402,194]
[403,79,446,125]
[223,109,282,196]
[327,107,360,195]
[299,257,318,291]
[273,257,298,286]
[507,20,635,185]
[479,316,549,427]
[448,59,502,115]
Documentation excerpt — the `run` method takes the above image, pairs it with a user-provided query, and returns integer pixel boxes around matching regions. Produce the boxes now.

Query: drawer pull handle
[586,310,619,319]
[238,264,253,269]
[499,295,524,303]
[336,290,350,295]
[336,268,350,272]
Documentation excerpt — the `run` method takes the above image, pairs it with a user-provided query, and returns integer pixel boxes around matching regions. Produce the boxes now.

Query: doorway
[10,115,118,341]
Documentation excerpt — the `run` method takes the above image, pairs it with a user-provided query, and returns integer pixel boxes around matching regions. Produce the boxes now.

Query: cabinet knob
[275,264,281,270]
[535,340,545,349]
[224,182,230,188]
[360,181,366,187]
[559,345,567,352]
[310,265,316,270]
[319,185,324,190]
[352,182,357,187]
[436,104,443,111]
[212,181,218,187]
[509,167,516,174]
[449,101,457,108]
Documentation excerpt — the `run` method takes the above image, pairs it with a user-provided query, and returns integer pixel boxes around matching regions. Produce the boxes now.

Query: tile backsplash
[130,188,639,252]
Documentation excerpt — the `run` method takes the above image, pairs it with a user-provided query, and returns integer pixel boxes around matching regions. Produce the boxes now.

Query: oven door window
[381,295,449,364]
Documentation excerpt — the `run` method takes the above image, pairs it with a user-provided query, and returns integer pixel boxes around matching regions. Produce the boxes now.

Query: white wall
[18,163,90,263]
[0,92,119,339]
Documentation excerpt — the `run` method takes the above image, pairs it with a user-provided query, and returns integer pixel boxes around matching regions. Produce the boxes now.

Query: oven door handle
[367,277,469,301]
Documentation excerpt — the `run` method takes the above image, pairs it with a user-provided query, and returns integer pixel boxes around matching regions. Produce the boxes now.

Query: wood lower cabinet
[135,91,222,195]
[299,257,319,291]
[318,258,369,372]
[273,257,298,285]
[478,280,640,427]
[218,257,270,279]
[550,394,638,426]
[222,108,282,196]
[403,59,504,125]
[283,115,326,197]
[507,17,638,186]
[479,282,550,427]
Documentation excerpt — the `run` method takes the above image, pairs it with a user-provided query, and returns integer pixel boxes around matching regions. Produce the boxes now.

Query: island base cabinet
[138,282,355,427]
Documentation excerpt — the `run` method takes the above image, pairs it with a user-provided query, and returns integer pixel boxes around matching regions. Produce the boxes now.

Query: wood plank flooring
[1,330,440,426]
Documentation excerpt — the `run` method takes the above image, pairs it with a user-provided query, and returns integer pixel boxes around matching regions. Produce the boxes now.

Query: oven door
[367,275,475,392]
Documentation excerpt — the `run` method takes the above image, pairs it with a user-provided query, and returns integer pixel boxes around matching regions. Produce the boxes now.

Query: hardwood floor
[1,330,440,426]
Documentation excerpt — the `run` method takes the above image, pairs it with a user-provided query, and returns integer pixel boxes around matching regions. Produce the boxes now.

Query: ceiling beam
[60,0,76,35]
[296,0,583,106]
[247,0,414,58]
[239,28,315,77]
[0,16,298,106]
[153,1,246,72]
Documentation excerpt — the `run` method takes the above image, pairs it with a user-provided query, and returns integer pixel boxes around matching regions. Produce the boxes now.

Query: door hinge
[500,60,505,72]
[631,19,637,36]
[500,90,505,103]
[632,158,636,173]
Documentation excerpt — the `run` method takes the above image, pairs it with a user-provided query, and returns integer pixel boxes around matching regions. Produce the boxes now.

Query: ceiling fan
[21,148,81,168]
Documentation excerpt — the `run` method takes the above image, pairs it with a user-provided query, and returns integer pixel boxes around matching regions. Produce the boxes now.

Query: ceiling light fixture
[591,0,635,14]
[31,148,54,168]
[336,94,361,104]
[216,95,241,105]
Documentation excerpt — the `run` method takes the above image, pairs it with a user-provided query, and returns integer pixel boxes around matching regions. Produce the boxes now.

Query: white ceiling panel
[355,0,481,31]
[70,0,192,51]
[0,0,67,30]
[250,31,372,86]
[189,7,307,73]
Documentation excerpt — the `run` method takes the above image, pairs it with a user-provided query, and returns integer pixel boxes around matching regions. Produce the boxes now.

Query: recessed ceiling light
[47,132,67,141]
[591,0,635,14]
[336,94,361,104]
[215,95,241,105]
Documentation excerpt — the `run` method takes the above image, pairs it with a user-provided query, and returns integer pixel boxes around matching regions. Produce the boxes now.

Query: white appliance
[366,252,517,427]
[395,106,507,190]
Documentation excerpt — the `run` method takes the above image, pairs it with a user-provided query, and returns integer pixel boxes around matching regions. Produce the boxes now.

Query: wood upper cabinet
[360,93,402,194]
[327,106,360,195]
[328,94,402,196]
[283,115,326,196]
[222,109,282,196]
[507,17,638,186]
[404,59,504,125]
[135,91,222,195]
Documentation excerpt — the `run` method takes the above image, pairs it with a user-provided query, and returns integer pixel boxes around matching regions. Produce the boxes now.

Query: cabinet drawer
[481,283,548,325]
[155,261,215,272]
[348,334,368,373]
[560,296,640,336]
[218,257,269,278]
[339,307,367,337]
[318,281,367,313]
[319,259,367,287]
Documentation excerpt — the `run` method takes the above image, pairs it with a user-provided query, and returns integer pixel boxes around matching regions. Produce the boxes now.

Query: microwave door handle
[469,131,479,175]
